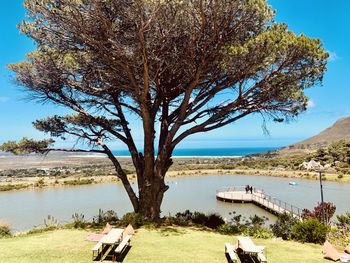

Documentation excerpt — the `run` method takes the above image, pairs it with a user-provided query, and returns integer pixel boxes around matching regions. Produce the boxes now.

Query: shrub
[336,212,350,229]
[242,226,273,239]
[27,225,58,234]
[247,215,267,227]
[291,218,329,244]
[192,212,208,225]
[72,213,87,229]
[63,178,94,186]
[217,224,241,235]
[302,202,336,225]
[172,210,193,226]
[34,178,45,188]
[44,215,59,228]
[0,183,28,191]
[271,213,298,240]
[93,209,119,226]
[119,212,143,228]
[205,213,225,229]
[0,222,11,237]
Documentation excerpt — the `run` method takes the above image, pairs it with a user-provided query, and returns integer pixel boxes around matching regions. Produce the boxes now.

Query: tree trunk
[136,160,170,221]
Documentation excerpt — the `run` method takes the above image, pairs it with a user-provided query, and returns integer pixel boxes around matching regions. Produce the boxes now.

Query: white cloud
[0,96,9,103]
[307,100,316,109]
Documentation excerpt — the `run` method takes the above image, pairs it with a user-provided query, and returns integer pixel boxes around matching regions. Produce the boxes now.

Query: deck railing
[216,186,302,219]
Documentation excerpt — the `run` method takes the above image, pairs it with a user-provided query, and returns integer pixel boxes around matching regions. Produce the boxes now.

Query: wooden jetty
[216,186,302,220]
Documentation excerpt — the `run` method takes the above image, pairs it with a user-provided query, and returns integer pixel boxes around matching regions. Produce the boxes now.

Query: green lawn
[0,227,326,263]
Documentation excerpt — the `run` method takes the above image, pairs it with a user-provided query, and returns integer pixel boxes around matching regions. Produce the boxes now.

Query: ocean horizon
[111,147,278,157]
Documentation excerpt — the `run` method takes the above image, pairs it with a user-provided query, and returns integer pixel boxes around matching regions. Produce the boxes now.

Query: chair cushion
[345,244,350,254]
[101,223,112,234]
[323,241,340,261]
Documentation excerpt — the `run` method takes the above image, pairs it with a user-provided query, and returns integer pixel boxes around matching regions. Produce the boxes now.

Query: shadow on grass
[237,252,260,263]
[159,227,187,236]
[93,245,132,262]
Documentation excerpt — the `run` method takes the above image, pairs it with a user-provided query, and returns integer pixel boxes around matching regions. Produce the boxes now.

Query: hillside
[281,116,350,153]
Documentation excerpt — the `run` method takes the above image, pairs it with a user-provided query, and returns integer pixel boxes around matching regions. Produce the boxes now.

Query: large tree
[1,0,328,220]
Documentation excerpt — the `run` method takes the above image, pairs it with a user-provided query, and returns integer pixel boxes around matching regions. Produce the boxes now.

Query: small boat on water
[289,181,297,186]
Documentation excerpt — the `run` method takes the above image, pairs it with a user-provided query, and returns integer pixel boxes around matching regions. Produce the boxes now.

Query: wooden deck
[216,187,302,220]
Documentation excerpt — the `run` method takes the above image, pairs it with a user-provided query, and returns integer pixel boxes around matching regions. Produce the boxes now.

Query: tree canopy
[1,0,328,220]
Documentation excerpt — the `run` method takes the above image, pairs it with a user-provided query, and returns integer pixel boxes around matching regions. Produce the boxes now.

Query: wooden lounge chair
[92,240,103,260]
[323,241,350,262]
[237,236,267,262]
[225,243,238,263]
[112,224,135,262]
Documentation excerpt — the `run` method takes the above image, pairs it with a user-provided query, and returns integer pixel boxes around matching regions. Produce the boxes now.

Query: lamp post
[316,169,325,224]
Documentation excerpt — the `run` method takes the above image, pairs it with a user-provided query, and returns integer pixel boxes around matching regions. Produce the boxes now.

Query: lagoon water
[0,174,349,231]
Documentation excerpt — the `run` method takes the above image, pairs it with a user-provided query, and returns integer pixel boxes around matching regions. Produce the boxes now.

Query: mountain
[281,116,350,153]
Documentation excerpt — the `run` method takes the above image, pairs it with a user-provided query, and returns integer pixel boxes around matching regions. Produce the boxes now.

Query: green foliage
[171,210,195,226]
[27,225,60,235]
[271,213,298,240]
[217,224,241,235]
[0,222,11,237]
[71,213,87,229]
[34,178,45,188]
[33,114,122,140]
[168,210,225,229]
[328,212,350,248]
[191,212,208,225]
[118,212,143,228]
[44,215,60,228]
[0,183,29,191]
[205,213,225,229]
[92,209,119,226]
[242,226,273,239]
[335,212,350,229]
[291,218,329,244]
[247,214,267,227]
[0,137,54,155]
[313,140,350,173]
[218,212,270,238]
[63,178,94,186]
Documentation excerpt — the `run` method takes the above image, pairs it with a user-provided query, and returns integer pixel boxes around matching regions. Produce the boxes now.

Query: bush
[173,210,194,226]
[247,214,267,227]
[291,218,329,244]
[271,213,298,240]
[93,209,119,226]
[217,224,241,235]
[192,212,208,225]
[302,202,336,225]
[44,215,60,228]
[72,213,87,229]
[336,212,350,229]
[119,212,143,228]
[242,226,273,239]
[0,222,11,237]
[164,210,224,229]
[63,178,94,186]
[0,183,28,191]
[205,213,225,229]
[34,178,45,188]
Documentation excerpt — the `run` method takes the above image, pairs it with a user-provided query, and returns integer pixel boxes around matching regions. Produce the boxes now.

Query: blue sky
[0,0,349,149]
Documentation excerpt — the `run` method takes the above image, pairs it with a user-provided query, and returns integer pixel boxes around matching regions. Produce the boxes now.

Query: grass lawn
[0,227,325,263]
